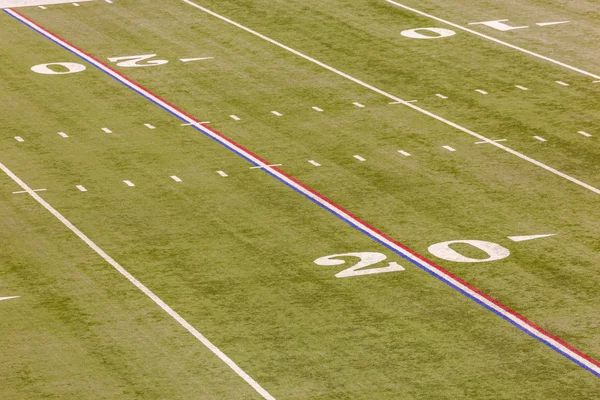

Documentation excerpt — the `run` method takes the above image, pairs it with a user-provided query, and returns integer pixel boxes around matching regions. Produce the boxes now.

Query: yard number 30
[314,252,405,278]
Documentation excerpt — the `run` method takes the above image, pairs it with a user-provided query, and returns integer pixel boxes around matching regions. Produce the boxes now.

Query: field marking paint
[0,296,19,302]
[398,150,411,156]
[14,136,24,142]
[536,21,570,27]
[72,2,79,6]
[271,110,283,117]
[0,0,91,6]
[353,155,366,161]
[0,161,273,400]
[475,89,488,95]
[170,175,182,182]
[533,136,547,142]
[385,0,600,81]
[442,145,456,152]
[123,180,135,187]
[76,185,87,192]
[230,114,241,121]
[181,121,209,126]
[180,0,600,196]
[13,188,46,194]
[12,8,600,378]
[216,170,228,177]
[556,81,569,86]
[352,102,365,108]
[515,85,529,91]
[180,57,214,62]
[578,131,592,137]
[435,94,448,99]
[105,0,112,3]
[102,127,112,133]
[144,123,156,129]
[475,139,506,144]
[250,164,282,169]
[508,234,555,242]
[311,106,323,112]
[308,160,321,166]
[58,131,69,138]
[39,5,45,8]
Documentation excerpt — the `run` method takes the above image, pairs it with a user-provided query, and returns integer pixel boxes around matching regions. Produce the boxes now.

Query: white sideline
[385,0,600,81]
[182,0,600,196]
[0,161,275,400]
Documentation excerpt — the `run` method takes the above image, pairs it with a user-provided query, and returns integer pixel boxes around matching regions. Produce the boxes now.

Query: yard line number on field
[386,0,600,81]
[7,7,600,379]
[181,0,600,196]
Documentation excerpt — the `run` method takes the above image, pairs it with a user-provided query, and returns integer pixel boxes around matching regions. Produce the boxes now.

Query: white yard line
[170,175,182,182]
[123,180,135,187]
[435,94,448,99]
[308,159,321,166]
[515,85,529,91]
[58,131,69,138]
[475,89,488,95]
[13,7,600,378]
[144,123,156,129]
[182,0,600,195]
[397,150,411,156]
[352,102,365,108]
[533,136,547,142]
[0,160,273,399]
[76,185,87,192]
[216,170,228,177]
[271,110,283,117]
[578,131,592,137]
[14,136,24,142]
[230,115,241,121]
[353,155,366,161]
[311,106,323,112]
[102,127,112,133]
[385,0,600,81]
[555,81,569,87]
[442,145,456,152]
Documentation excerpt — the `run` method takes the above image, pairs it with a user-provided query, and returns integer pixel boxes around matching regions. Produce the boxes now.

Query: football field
[1,0,599,398]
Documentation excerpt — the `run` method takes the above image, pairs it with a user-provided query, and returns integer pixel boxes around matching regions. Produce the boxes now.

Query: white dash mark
[578,131,592,137]
[58,132,69,138]
[406,100,418,103]
[353,155,366,161]
[180,57,214,63]
[508,234,555,242]
[353,102,365,108]
[39,5,47,9]
[312,106,323,112]
[443,146,456,152]
[515,85,529,91]
[102,127,112,134]
[533,136,547,142]
[398,150,411,156]
[14,136,24,142]
[436,94,448,99]
[144,124,156,129]
[556,81,569,86]
[170,175,182,182]
[13,188,46,194]
[250,164,282,169]
[217,170,228,177]
[76,185,87,192]
[123,180,135,187]
[105,0,113,3]
[230,115,241,121]
[475,89,488,95]
[271,111,283,117]
[73,2,80,6]
[536,21,570,27]
[0,296,19,302]
[308,160,321,166]
[474,139,507,144]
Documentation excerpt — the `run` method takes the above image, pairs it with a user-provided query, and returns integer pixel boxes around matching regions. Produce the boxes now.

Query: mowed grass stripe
[8,8,600,378]
[182,0,600,196]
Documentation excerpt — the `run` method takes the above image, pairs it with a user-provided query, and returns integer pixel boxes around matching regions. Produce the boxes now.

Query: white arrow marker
[180,57,214,63]
[536,21,570,27]
[508,234,555,242]
[0,296,19,302]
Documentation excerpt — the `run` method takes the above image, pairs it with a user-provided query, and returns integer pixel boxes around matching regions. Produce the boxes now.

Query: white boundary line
[0,159,275,400]
[182,0,600,196]
[6,7,600,379]
[386,0,600,81]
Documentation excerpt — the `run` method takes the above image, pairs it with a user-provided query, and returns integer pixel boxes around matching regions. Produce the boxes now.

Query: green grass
[1,0,600,398]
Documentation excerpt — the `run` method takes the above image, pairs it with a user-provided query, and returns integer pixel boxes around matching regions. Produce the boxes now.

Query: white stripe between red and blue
[6,8,600,378]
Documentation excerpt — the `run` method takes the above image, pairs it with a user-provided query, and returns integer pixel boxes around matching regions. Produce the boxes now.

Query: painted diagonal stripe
[6,8,600,379]
[386,0,600,81]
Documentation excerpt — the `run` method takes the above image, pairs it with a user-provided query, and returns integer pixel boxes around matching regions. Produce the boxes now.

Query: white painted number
[31,62,86,75]
[400,28,456,39]
[108,54,169,68]
[428,240,510,263]
[314,252,405,278]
